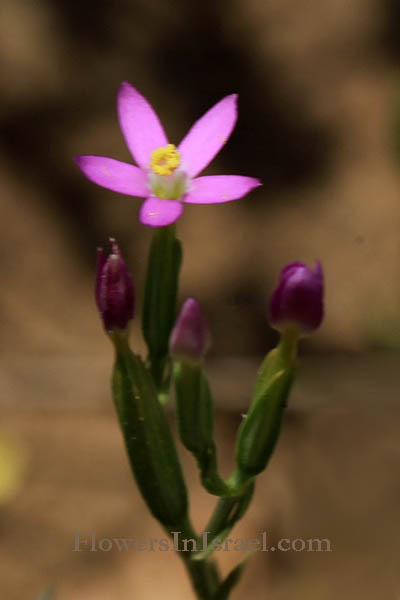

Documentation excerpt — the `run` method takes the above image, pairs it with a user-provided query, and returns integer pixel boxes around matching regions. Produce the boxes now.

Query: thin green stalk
[183,557,219,599]
[142,224,182,392]
[203,471,255,547]
[167,516,220,599]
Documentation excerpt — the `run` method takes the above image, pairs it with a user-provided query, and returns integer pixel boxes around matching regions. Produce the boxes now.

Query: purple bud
[269,261,324,333]
[169,298,211,362]
[95,238,135,332]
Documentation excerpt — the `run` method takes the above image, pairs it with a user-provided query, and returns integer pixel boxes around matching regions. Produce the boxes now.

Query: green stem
[204,471,255,545]
[183,557,219,599]
[168,516,220,599]
[278,326,299,365]
[142,224,182,392]
[205,497,238,544]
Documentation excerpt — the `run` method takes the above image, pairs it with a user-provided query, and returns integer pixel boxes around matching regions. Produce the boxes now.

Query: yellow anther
[150,144,181,176]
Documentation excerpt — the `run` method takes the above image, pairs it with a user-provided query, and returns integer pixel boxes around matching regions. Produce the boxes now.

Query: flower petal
[139,197,184,227]
[184,175,261,204]
[117,82,168,170]
[178,94,238,178]
[269,261,324,332]
[75,156,148,197]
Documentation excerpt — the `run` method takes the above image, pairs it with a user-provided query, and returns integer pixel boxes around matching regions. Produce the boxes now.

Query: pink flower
[75,82,261,227]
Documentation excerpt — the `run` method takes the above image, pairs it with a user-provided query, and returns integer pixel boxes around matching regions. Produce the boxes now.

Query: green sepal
[142,225,182,389]
[252,328,297,403]
[111,333,188,527]
[174,361,230,496]
[235,335,296,477]
[174,362,214,453]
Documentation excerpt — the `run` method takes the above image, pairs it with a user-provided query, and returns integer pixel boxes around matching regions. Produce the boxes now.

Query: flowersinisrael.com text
[74,532,332,553]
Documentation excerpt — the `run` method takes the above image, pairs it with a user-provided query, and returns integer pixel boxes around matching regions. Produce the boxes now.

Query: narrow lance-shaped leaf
[212,559,248,600]
[112,334,188,527]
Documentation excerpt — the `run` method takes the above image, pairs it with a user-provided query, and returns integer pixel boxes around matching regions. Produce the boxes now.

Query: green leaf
[112,336,188,528]
[142,225,182,388]
[212,559,248,599]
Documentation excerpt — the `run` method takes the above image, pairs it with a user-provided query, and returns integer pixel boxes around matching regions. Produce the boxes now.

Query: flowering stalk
[111,335,224,599]
[95,240,222,598]
[196,261,324,572]
[236,261,323,479]
[94,244,324,599]
[95,242,187,526]
[170,299,230,496]
[79,81,327,600]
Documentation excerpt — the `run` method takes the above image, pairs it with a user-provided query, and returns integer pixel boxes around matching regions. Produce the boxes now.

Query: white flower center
[149,144,189,200]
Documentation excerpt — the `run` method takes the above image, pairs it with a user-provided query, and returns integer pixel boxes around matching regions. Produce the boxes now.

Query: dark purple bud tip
[95,238,135,332]
[269,261,324,334]
[169,298,212,362]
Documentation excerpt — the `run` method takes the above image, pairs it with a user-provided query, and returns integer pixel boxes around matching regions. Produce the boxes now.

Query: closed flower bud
[96,239,134,332]
[269,261,324,333]
[169,298,211,362]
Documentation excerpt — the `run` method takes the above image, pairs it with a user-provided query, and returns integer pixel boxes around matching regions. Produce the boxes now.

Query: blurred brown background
[1,0,400,598]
